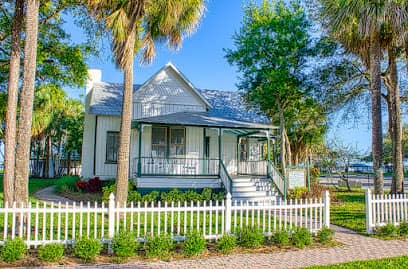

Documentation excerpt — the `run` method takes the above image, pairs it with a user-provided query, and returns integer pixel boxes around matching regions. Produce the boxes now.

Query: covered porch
[130,111,284,197]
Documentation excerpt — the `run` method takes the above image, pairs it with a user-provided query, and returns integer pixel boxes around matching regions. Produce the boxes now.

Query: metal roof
[88,82,141,115]
[88,83,270,124]
[133,111,277,131]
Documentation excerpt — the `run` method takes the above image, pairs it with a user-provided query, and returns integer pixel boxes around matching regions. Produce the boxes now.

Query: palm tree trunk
[388,46,403,193]
[14,0,40,204]
[115,33,136,205]
[370,32,384,195]
[3,0,24,205]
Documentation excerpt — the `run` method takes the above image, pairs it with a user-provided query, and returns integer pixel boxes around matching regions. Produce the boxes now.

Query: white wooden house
[81,63,285,200]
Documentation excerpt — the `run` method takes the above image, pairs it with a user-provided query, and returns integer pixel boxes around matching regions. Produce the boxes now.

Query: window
[240,139,248,161]
[151,126,186,158]
[106,132,119,163]
[152,127,167,158]
[170,127,185,156]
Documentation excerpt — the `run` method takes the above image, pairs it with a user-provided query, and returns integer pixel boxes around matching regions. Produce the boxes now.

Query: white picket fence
[365,188,408,233]
[0,191,330,248]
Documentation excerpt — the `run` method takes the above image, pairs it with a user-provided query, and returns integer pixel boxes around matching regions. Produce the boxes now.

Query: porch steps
[231,176,278,202]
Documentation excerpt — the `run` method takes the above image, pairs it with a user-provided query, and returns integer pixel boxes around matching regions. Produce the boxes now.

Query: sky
[62,0,373,153]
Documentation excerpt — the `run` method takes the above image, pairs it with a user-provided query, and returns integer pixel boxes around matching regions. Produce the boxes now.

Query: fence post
[365,188,373,234]
[108,193,115,238]
[323,190,330,228]
[225,192,232,234]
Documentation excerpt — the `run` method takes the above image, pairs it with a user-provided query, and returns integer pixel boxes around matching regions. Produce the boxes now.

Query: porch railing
[268,160,287,200]
[238,160,268,176]
[219,160,233,193]
[135,157,219,177]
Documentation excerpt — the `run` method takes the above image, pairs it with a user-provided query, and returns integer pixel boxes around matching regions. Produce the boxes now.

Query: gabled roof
[137,62,212,108]
[87,63,270,125]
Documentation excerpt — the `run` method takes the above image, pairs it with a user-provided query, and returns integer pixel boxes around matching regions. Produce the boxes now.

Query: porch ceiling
[132,111,278,133]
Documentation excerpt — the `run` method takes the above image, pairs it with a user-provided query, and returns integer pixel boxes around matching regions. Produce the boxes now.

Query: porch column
[266,131,270,175]
[218,128,222,173]
[237,137,240,175]
[137,124,142,177]
[203,128,206,174]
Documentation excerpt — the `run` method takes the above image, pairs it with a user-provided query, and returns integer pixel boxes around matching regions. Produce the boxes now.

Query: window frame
[150,126,186,158]
[105,131,120,164]
[151,126,168,158]
[169,127,186,157]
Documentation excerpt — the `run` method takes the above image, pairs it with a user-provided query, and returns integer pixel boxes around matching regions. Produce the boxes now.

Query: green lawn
[0,175,78,197]
[330,188,366,234]
[305,255,408,268]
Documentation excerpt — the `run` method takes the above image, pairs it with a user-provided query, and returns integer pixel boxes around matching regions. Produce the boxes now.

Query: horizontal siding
[133,67,206,119]
[133,103,204,119]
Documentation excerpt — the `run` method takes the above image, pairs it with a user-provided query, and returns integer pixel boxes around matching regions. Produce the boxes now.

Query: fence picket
[0,192,329,248]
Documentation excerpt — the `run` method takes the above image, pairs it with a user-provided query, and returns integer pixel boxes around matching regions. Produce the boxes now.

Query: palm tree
[316,0,406,195]
[32,84,67,178]
[318,0,408,194]
[3,0,24,205]
[14,0,40,204]
[87,0,205,204]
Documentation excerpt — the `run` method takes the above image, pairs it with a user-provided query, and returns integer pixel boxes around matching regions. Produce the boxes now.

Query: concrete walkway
[33,186,74,203]
[23,225,408,269]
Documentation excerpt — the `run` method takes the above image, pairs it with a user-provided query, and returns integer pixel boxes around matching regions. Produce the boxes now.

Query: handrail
[238,160,268,176]
[267,160,287,200]
[219,160,233,194]
[135,157,219,176]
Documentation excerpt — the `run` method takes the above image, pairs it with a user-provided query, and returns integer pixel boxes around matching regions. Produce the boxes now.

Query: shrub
[399,222,408,236]
[142,191,159,203]
[272,230,290,246]
[376,223,398,237]
[201,188,212,201]
[75,177,102,193]
[144,234,174,260]
[287,187,308,199]
[55,176,78,194]
[216,234,236,254]
[112,231,138,258]
[160,189,185,203]
[184,190,202,202]
[235,226,264,248]
[1,238,26,262]
[74,237,101,262]
[317,227,335,244]
[87,177,102,192]
[75,181,87,192]
[292,227,312,248]
[211,191,225,201]
[183,231,206,257]
[128,191,142,203]
[102,184,116,201]
[38,243,64,262]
